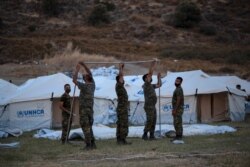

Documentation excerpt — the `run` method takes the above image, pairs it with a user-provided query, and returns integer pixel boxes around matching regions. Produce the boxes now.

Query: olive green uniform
[77,80,95,146]
[143,81,157,134]
[172,86,184,138]
[115,82,129,141]
[60,93,72,143]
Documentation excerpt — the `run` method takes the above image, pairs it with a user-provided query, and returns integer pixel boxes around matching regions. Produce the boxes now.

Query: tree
[174,1,201,28]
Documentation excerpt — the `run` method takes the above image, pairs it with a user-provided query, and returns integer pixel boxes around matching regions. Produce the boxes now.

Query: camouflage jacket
[60,93,71,112]
[172,86,184,110]
[143,81,157,106]
[77,79,95,106]
[116,82,128,107]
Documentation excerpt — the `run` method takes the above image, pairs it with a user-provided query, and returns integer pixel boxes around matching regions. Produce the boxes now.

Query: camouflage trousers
[173,109,183,137]
[79,105,95,145]
[116,106,129,140]
[144,105,157,133]
[61,111,72,143]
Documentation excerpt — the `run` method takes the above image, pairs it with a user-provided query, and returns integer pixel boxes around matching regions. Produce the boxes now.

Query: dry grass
[160,58,250,80]
[43,42,118,72]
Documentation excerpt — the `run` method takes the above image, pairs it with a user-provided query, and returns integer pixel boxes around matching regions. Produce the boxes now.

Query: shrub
[0,18,3,28]
[101,2,115,11]
[215,33,231,43]
[174,0,201,28]
[88,4,110,26]
[42,0,59,16]
[28,25,36,32]
[219,67,235,73]
[159,49,174,58]
[94,0,116,11]
[199,24,217,36]
[204,12,228,23]
[226,51,249,65]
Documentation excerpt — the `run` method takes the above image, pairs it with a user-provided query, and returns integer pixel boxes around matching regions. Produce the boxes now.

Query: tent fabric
[0,142,20,148]
[0,128,23,138]
[228,94,246,121]
[3,73,80,104]
[4,70,246,105]
[33,124,236,140]
[0,79,18,105]
[160,70,247,97]
[6,99,52,131]
[212,76,250,95]
[0,70,249,131]
[158,96,198,124]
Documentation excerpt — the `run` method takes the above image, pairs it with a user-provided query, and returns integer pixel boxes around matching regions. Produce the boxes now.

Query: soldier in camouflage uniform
[115,63,131,145]
[59,84,72,144]
[73,61,96,150]
[172,77,184,141]
[142,60,162,140]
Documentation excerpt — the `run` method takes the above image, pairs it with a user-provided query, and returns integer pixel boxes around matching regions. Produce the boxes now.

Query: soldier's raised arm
[118,63,125,83]
[73,63,81,85]
[79,61,92,77]
[148,59,157,77]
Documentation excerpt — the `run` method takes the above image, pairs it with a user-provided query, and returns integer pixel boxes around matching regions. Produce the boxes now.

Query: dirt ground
[0,121,250,167]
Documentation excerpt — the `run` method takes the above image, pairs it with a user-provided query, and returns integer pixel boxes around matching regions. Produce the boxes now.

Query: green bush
[199,24,217,36]
[0,17,3,28]
[219,67,235,73]
[42,0,59,16]
[226,51,250,65]
[28,25,36,32]
[88,4,110,26]
[94,0,116,11]
[204,12,228,23]
[215,33,231,43]
[174,0,201,28]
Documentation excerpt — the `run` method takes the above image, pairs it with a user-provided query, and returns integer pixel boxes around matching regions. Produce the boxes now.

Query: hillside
[0,0,249,81]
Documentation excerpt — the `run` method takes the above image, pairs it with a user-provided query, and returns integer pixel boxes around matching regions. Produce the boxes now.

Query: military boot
[91,140,97,149]
[121,139,132,145]
[83,143,92,150]
[142,132,148,140]
[117,136,123,145]
[149,132,156,140]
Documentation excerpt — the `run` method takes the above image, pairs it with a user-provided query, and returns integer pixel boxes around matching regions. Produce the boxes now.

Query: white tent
[157,70,247,123]
[0,73,80,131]
[92,70,247,125]
[93,75,146,125]
[212,76,250,95]
[0,73,146,131]
[0,79,18,129]
[1,70,248,131]
[0,79,18,103]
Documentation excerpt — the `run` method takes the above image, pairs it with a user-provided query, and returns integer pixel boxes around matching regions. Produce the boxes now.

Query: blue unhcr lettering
[162,104,190,112]
[17,109,45,118]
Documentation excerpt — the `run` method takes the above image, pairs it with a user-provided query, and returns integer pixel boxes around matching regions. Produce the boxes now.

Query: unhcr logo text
[17,109,45,118]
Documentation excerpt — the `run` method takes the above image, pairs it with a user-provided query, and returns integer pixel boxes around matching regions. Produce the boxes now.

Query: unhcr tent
[93,75,146,125]
[157,70,248,123]
[0,79,18,103]
[1,70,249,131]
[212,76,250,95]
[0,79,18,128]
[0,73,147,131]
[0,73,81,131]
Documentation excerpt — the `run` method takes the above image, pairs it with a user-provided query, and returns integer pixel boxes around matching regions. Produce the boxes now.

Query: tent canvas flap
[8,99,52,131]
